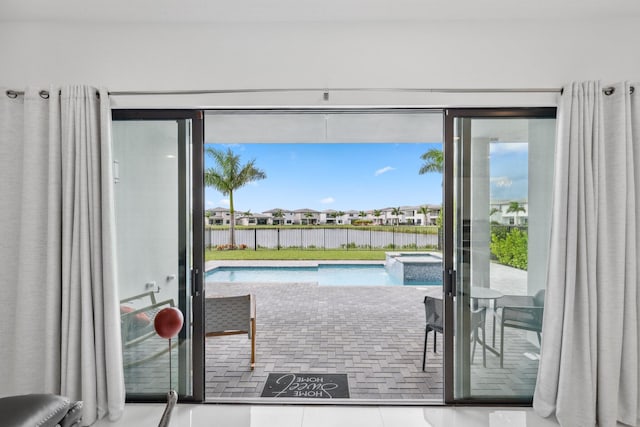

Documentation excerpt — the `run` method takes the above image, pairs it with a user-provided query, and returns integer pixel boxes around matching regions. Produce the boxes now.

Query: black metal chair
[422,296,443,371]
[493,289,545,368]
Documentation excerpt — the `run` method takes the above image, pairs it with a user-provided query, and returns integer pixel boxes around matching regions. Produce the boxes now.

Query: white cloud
[320,197,335,204]
[219,198,230,206]
[491,176,513,187]
[206,200,214,207]
[374,166,395,176]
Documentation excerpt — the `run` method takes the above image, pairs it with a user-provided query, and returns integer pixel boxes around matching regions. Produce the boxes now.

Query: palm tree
[304,211,314,225]
[506,201,526,225]
[273,209,284,225]
[419,148,444,235]
[391,207,402,226]
[336,211,345,225]
[373,209,382,225]
[418,148,444,175]
[204,147,266,247]
[418,205,430,226]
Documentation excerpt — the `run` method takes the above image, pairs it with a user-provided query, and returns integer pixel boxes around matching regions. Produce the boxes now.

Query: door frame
[112,109,205,402]
[442,107,556,404]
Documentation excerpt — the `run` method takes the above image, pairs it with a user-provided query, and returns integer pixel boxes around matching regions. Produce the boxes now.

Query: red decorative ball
[154,307,184,339]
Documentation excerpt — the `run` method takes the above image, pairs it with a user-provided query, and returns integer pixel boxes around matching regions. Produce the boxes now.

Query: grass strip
[205,249,392,261]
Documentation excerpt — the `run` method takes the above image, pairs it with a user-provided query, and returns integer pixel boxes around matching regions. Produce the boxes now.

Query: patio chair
[120,291,176,367]
[492,289,545,368]
[422,296,443,370]
[422,296,487,370]
[205,294,256,370]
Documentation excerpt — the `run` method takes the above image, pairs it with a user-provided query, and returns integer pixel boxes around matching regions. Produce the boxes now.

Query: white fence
[206,227,441,250]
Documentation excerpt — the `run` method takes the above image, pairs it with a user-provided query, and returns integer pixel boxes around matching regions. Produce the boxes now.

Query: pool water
[206,264,441,286]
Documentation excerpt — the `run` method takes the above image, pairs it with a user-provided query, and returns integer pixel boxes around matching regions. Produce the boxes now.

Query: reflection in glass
[454,116,555,400]
[113,120,192,397]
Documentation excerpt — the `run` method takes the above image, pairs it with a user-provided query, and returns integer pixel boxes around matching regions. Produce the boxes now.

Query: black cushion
[0,394,82,427]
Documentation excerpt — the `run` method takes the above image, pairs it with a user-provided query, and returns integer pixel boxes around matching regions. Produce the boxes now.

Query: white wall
[1,18,639,107]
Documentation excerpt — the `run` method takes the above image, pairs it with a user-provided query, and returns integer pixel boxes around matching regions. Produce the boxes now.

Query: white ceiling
[1,0,640,23]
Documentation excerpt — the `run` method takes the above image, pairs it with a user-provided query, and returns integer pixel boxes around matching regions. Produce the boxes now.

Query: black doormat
[261,373,350,398]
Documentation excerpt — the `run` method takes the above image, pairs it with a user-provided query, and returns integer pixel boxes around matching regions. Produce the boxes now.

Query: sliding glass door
[443,109,556,402]
[112,110,204,401]
[109,106,556,404]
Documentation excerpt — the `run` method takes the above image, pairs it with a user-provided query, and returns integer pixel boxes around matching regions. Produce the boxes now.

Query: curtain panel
[0,86,125,425]
[534,81,640,427]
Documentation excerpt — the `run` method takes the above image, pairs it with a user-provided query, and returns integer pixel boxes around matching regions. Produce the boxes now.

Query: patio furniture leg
[422,328,430,371]
[492,315,496,348]
[500,318,505,368]
[250,317,256,370]
[471,326,486,368]
[472,330,477,362]
[481,323,486,368]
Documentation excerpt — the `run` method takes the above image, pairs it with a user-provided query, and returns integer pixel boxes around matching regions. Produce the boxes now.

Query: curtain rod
[6,86,637,98]
[6,87,562,99]
[108,87,563,96]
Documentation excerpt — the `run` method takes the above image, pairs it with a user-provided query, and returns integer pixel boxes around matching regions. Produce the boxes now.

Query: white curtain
[0,86,125,425]
[534,81,640,427]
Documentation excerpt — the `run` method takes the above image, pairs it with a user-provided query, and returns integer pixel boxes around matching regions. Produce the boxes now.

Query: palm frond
[419,148,444,175]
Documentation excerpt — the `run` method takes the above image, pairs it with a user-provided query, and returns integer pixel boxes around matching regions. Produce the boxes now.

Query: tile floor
[93,403,561,427]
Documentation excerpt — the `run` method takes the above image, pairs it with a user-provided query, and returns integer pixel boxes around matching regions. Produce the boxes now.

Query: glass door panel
[112,112,204,401]
[444,109,556,401]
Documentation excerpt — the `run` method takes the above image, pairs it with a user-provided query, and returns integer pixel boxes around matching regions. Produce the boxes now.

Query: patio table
[470,287,503,357]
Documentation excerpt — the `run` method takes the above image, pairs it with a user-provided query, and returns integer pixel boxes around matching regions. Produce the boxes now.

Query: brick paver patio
[122,260,541,401]
[202,260,540,401]
[205,280,442,399]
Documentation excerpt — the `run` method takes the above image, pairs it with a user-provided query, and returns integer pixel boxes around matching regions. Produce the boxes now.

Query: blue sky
[204,143,444,213]
[489,143,529,201]
[203,142,529,213]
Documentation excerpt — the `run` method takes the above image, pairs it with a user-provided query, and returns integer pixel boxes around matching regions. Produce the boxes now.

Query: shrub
[490,228,528,270]
[216,243,248,250]
[340,242,357,249]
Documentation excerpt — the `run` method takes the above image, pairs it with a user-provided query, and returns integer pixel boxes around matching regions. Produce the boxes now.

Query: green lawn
[205,248,390,261]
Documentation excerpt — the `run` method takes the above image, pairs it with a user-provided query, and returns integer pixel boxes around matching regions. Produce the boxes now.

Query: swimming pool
[205,264,441,286]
